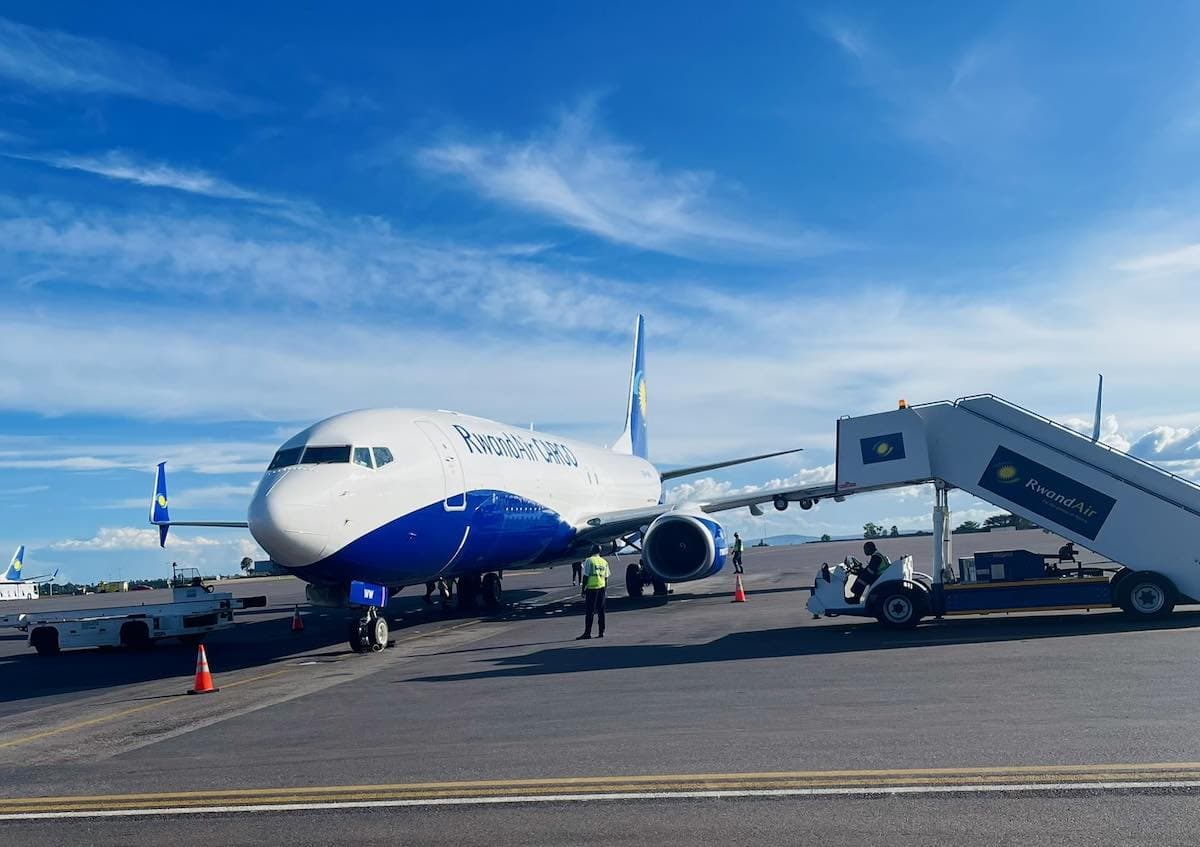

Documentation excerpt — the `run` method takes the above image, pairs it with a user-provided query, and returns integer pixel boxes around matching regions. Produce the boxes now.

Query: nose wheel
[349,607,389,653]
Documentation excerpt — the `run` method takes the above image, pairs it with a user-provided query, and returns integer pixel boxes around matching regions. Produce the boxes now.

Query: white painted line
[5,779,1200,820]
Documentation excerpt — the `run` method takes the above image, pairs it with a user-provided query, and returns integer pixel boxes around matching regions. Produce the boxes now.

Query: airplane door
[415,420,467,511]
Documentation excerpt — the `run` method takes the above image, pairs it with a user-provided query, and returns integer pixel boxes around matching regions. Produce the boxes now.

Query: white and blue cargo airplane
[151,316,836,650]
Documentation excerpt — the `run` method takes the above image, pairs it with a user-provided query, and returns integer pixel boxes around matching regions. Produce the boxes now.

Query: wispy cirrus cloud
[813,16,1037,152]
[4,150,283,204]
[415,100,836,260]
[0,15,254,112]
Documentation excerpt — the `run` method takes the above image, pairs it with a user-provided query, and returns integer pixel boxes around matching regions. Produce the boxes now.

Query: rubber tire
[368,615,389,652]
[31,627,60,656]
[873,587,925,629]
[481,573,503,609]
[348,619,371,653]
[626,563,645,598]
[652,579,669,597]
[1118,572,1176,620]
[458,574,481,611]
[120,621,153,650]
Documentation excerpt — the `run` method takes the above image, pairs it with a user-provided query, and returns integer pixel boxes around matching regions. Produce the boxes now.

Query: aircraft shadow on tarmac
[410,610,1200,683]
[0,587,558,706]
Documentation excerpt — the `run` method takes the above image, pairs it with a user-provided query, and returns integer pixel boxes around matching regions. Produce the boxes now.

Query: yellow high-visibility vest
[583,555,609,589]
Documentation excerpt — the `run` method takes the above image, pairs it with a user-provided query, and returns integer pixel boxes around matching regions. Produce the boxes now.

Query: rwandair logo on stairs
[979,446,1116,540]
[860,433,906,465]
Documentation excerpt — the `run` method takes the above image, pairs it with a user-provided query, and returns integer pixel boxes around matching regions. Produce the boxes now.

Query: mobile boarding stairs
[805,394,1200,628]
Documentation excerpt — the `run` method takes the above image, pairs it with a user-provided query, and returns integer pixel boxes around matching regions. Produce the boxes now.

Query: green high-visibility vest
[733,538,744,552]
[583,555,609,589]
[875,553,892,574]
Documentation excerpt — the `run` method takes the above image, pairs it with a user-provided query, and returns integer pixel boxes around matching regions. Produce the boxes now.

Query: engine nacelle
[642,513,727,583]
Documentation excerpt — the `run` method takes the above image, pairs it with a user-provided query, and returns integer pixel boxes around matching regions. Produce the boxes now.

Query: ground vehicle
[808,548,1147,628]
[810,394,1200,628]
[0,586,266,655]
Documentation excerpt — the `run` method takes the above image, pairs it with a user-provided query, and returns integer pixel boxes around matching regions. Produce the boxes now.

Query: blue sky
[3,3,1200,584]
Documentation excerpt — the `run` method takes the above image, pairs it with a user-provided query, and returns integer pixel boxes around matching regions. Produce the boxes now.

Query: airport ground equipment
[0,585,267,655]
[806,394,1200,627]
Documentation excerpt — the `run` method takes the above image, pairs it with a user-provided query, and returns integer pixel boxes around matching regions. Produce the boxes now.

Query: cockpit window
[353,447,374,468]
[373,447,394,468]
[300,445,352,465]
[267,447,303,470]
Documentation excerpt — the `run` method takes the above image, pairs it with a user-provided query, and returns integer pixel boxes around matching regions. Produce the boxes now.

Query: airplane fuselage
[247,409,662,588]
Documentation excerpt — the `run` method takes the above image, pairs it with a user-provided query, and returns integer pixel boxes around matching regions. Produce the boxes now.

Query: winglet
[151,462,171,547]
[1091,373,1104,443]
[612,314,648,460]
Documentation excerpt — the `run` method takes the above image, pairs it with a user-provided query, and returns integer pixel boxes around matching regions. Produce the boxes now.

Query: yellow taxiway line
[3,762,1200,817]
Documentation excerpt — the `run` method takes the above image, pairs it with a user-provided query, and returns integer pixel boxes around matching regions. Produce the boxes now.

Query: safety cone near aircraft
[291,605,304,633]
[187,644,219,694]
[732,574,747,603]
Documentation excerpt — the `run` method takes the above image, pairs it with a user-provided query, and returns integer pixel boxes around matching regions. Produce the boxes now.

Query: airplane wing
[573,481,844,545]
[149,463,249,547]
[657,448,803,481]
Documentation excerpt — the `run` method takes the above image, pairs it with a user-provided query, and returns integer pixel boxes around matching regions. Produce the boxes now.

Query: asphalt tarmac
[3,529,1200,845]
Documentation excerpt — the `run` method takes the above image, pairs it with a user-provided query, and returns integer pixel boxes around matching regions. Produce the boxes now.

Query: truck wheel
[1118,572,1175,620]
[626,563,644,598]
[31,627,60,656]
[481,572,503,609]
[873,588,925,629]
[120,621,153,650]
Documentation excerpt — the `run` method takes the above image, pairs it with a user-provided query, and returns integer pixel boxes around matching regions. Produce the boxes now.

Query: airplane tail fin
[612,314,648,460]
[151,462,171,547]
[3,545,24,581]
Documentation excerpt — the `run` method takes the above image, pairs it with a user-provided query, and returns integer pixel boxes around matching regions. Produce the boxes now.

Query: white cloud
[416,100,835,259]
[51,526,226,551]
[6,150,285,204]
[1115,242,1200,273]
[0,436,276,475]
[0,16,253,112]
[0,484,49,495]
[99,482,259,511]
[815,18,1036,153]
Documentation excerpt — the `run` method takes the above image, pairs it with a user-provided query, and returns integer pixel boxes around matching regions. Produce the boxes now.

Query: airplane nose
[248,473,333,567]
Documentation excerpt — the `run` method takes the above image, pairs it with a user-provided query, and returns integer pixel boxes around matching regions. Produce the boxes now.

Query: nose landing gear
[349,606,389,653]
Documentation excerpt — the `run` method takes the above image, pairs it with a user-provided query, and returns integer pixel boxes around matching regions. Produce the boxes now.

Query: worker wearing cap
[848,541,891,603]
[731,532,745,574]
[577,545,610,640]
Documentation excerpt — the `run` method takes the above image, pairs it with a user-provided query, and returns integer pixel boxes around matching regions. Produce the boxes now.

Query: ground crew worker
[571,560,583,586]
[848,541,891,603]
[577,545,610,640]
[1058,542,1077,563]
[731,532,745,574]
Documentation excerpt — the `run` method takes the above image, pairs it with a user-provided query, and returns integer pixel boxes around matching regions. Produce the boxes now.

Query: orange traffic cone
[732,574,747,603]
[290,605,304,633]
[187,644,219,694]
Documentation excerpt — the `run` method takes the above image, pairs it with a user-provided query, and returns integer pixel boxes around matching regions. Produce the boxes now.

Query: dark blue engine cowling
[641,513,727,583]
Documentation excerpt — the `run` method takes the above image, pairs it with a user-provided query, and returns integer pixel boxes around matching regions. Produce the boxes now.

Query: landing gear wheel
[873,588,925,629]
[626,563,645,598]
[482,572,503,609]
[652,578,669,597]
[458,574,481,611]
[367,615,389,652]
[349,608,388,653]
[1118,572,1175,620]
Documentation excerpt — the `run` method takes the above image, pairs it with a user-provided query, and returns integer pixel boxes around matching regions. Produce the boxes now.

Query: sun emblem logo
[995,464,1019,483]
[157,494,168,508]
[637,376,647,419]
[875,441,893,457]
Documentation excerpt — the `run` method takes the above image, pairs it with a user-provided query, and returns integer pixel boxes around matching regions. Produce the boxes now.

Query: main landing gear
[456,572,505,611]
[625,561,669,598]
[349,606,389,654]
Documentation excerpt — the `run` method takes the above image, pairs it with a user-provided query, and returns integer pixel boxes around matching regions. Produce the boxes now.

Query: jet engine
[641,513,728,583]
